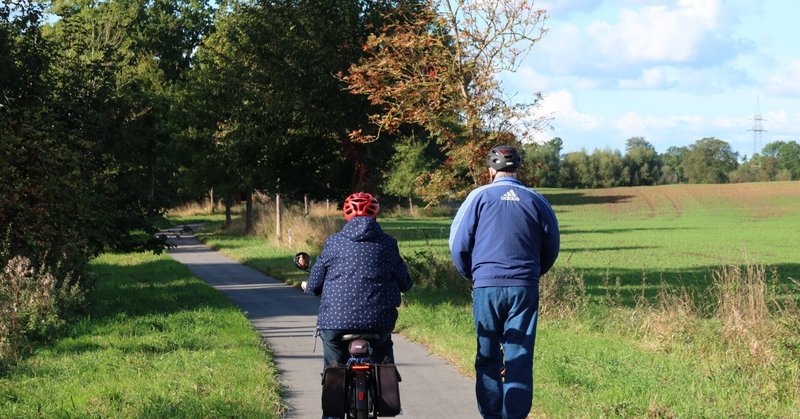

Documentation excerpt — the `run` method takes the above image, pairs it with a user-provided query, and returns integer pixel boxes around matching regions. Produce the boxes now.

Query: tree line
[1,0,798,364]
[519,136,800,189]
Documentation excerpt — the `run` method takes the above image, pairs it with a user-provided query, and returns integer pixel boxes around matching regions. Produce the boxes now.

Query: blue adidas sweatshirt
[449,176,560,288]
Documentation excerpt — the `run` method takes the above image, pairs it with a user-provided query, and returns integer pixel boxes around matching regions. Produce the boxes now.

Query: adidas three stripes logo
[500,189,520,201]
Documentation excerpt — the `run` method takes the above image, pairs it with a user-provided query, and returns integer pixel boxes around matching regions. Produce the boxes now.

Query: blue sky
[502,0,800,158]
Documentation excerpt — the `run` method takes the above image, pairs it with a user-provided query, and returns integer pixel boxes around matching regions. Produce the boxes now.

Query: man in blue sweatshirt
[449,145,560,419]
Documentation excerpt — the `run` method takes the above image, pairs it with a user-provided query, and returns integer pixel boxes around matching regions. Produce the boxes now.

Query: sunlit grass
[163,182,800,417]
[0,251,284,418]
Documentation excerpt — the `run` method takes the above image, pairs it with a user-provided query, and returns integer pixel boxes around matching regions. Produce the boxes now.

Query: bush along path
[163,226,479,418]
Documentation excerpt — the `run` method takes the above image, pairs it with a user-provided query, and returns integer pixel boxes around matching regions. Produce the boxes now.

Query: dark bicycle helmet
[486,145,521,172]
[343,192,380,221]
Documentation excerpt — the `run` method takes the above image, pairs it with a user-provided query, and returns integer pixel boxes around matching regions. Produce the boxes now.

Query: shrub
[0,256,82,369]
[539,264,588,318]
[404,249,470,294]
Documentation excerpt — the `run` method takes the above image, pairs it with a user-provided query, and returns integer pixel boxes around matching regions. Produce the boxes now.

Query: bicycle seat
[341,333,381,342]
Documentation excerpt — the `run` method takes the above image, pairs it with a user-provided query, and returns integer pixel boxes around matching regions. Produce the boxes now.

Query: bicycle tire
[354,370,370,419]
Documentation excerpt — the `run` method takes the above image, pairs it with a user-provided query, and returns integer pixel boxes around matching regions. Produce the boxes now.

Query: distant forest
[518,136,800,189]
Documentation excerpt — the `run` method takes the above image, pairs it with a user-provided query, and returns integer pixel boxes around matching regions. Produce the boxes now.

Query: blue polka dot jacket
[304,216,413,332]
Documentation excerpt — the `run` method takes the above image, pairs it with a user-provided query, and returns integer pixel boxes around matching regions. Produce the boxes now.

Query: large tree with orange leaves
[343,0,549,202]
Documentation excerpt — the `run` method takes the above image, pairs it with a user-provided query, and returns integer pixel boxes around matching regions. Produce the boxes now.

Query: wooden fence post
[276,193,282,240]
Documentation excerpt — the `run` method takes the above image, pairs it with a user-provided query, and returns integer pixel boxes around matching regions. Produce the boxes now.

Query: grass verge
[0,251,284,418]
[185,198,800,417]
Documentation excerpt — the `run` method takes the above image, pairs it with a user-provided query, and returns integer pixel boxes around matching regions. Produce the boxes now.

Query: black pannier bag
[375,364,402,416]
[321,366,347,417]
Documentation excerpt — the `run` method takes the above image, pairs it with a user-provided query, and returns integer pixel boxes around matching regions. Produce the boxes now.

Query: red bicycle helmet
[343,192,380,221]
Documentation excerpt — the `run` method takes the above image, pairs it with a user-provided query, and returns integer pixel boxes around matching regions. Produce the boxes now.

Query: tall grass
[712,263,800,365]
[253,200,340,251]
[539,264,589,319]
[168,199,215,218]
[396,258,800,416]
[542,259,800,374]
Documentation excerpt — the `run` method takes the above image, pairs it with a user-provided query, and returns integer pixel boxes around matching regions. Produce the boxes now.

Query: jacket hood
[340,216,383,242]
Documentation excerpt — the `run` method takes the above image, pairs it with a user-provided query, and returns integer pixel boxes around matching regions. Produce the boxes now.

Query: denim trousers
[472,286,539,419]
[318,329,394,367]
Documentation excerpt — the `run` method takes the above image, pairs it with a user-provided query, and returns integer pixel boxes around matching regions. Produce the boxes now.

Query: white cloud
[534,0,753,86]
[618,68,671,89]
[615,112,703,134]
[710,115,748,130]
[544,91,605,128]
[766,60,800,97]
[536,0,604,18]
[537,23,585,74]
[530,90,607,143]
[502,66,552,93]
[506,1,799,156]
[589,0,722,65]
[761,109,800,141]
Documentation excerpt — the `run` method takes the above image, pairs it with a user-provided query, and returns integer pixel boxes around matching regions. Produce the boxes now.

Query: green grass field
[0,252,284,418]
[3,181,798,417]
[395,182,800,417]
[195,181,800,417]
[383,181,800,300]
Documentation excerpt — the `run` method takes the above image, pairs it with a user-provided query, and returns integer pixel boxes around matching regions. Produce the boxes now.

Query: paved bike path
[164,227,479,418]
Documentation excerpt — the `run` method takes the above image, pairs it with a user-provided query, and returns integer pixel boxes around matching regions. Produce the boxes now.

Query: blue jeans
[319,329,394,367]
[472,286,539,419]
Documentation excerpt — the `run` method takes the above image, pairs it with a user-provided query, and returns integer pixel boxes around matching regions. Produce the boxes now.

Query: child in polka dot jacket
[304,192,413,367]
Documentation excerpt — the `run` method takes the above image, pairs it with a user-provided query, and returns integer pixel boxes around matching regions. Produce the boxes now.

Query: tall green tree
[623,137,661,186]
[382,135,435,210]
[682,137,739,184]
[728,154,784,183]
[559,150,592,189]
[762,140,800,180]
[1,1,114,275]
[521,137,562,187]
[661,145,688,184]
[47,0,214,212]
[592,148,625,188]
[190,0,402,204]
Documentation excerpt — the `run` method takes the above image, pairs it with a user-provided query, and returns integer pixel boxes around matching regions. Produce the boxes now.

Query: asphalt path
[162,226,479,418]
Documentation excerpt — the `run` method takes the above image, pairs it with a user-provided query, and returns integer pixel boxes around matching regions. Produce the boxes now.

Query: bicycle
[294,252,402,419]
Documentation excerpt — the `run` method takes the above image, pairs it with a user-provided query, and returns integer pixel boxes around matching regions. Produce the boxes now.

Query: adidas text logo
[500,189,520,201]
